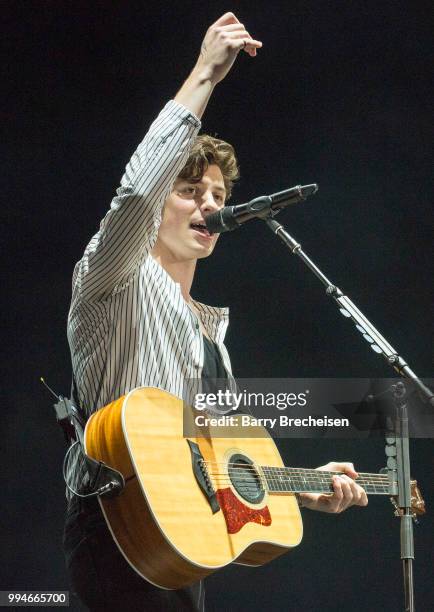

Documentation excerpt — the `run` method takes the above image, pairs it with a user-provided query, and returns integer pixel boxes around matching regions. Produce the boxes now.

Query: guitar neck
[261,466,390,495]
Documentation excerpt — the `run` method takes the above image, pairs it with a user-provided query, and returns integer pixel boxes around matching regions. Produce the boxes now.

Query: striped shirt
[65,100,234,499]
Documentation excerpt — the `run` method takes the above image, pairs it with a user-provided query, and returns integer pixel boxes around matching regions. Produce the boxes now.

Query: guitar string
[204,464,390,476]
[204,470,389,490]
[207,477,388,487]
[200,461,392,492]
[205,474,388,484]
[205,472,388,484]
[206,477,388,487]
[206,484,388,494]
[210,487,387,494]
[202,462,389,481]
[205,478,388,493]
[202,461,390,476]
[206,471,389,483]
[206,477,388,489]
[206,483,389,494]
[204,474,389,490]
[206,476,388,489]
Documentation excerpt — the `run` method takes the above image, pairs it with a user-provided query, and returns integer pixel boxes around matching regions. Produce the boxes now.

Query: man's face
[154,164,226,262]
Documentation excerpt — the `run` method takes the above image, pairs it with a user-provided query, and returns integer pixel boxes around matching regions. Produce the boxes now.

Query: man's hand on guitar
[298,462,369,513]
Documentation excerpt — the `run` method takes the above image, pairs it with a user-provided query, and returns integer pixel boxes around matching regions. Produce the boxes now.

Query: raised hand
[196,12,262,84]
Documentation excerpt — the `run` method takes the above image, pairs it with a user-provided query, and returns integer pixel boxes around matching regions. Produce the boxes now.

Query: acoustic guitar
[84,387,425,589]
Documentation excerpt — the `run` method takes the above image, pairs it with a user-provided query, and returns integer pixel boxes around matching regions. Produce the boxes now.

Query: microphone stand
[264,215,433,612]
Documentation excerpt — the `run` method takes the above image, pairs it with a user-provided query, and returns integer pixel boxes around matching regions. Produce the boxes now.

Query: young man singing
[64,12,367,611]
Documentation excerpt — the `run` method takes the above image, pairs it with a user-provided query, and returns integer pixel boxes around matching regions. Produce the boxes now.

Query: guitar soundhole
[228,454,265,505]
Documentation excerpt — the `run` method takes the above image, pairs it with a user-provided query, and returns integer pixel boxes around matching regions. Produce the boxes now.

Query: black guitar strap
[70,373,86,428]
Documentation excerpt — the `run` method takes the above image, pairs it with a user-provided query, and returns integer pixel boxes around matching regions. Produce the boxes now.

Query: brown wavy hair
[178,134,239,200]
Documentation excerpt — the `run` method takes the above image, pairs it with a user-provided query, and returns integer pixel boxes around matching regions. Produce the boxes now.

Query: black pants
[63,495,205,611]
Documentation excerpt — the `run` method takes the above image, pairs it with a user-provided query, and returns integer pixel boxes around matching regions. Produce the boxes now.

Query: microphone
[205,184,318,233]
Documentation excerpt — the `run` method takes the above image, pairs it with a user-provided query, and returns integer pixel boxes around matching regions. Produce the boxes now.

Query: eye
[177,185,197,198]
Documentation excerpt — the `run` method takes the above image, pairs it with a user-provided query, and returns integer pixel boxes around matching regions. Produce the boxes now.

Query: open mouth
[190,222,213,237]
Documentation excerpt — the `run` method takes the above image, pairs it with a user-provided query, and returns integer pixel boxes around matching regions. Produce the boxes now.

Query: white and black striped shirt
[65,100,234,499]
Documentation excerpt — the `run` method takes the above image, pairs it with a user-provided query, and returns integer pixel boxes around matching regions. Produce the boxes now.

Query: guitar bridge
[187,440,220,514]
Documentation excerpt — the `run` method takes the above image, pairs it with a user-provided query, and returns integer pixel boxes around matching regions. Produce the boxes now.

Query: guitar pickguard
[216,487,272,534]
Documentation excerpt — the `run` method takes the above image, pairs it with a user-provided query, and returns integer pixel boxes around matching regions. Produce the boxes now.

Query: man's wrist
[174,64,217,119]
[190,61,219,87]
[295,493,305,508]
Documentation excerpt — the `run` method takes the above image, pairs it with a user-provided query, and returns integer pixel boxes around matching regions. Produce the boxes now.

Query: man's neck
[151,250,196,302]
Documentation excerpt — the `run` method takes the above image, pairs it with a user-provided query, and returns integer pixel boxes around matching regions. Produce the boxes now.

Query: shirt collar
[191,299,229,344]
[147,256,229,343]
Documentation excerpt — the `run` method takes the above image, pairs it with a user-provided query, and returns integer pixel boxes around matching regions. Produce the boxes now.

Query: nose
[199,191,220,214]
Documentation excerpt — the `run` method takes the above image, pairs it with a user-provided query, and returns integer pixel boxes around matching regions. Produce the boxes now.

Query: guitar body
[84,387,302,589]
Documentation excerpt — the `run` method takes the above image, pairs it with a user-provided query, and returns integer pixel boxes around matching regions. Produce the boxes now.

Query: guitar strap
[70,373,86,427]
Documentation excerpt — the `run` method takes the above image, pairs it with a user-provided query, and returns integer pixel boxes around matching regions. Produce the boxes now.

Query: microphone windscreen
[205,207,239,233]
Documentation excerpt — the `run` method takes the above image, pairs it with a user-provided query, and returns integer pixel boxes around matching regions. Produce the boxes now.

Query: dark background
[2,1,433,610]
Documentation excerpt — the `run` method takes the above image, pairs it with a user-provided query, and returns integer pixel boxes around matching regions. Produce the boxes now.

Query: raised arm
[74,13,261,302]
[175,12,262,118]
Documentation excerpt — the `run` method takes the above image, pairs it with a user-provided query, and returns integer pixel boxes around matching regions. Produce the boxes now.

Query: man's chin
[189,237,217,257]
[195,249,214,260]
[188,242,213,258]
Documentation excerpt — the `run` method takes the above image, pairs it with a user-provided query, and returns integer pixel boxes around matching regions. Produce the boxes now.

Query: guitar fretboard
[261,466,390,495]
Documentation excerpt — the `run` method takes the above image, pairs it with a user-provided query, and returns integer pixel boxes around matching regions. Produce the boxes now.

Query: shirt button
[195,323,199,330]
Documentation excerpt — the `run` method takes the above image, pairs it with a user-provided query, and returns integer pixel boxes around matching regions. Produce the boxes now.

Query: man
[64,12,368,611]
